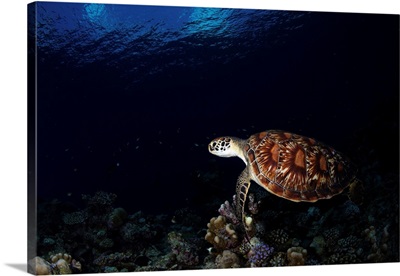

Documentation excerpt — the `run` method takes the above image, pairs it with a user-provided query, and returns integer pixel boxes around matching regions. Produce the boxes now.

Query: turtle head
[208,137,240,158]
[208,137,234,157]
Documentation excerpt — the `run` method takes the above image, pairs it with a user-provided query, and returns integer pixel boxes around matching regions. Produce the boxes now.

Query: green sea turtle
[208,129,357,228]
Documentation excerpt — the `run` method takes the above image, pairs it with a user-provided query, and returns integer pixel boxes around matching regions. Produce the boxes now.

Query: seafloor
[32,125,399,274]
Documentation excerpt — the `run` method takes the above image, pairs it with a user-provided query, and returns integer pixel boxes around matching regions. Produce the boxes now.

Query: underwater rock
[286,247,307,266]
[325,253,358,264]
[82,191,117,214]
[93,252,135,271]
[104,266,119,273]
[168,231,199,267]
[323,228,341,247]
[310,236,325,256]
[215,250,240,268]
[107,207,128,229]
[362,224,390,262]
[99,238,114,249]
[120,221,155,244]
[28,256,52,275]
[62,210,88,225]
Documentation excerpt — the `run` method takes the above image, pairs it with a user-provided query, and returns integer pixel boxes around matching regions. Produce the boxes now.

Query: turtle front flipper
[236,168,252,231]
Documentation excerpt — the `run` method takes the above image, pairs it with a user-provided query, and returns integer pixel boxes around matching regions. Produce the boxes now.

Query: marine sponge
[215,250,240,268]
[205,216,239,251]
[287,246,307,266]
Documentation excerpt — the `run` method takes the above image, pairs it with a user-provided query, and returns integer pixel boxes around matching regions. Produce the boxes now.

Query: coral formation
[218,199,240,225]
[266,229,289,248]
[62,211,88,225]
[310,236,325,256]
[247,193,261,215]
[28,253,82,275]
[167,231,200,267]
[35,164,399,274]
[215,250,240,268]
[269,252,287,266]
[205,216,239,251]
[107,207,128,229]
[28,256,52,275]
[287,247,307,266]
[247,238,274,267]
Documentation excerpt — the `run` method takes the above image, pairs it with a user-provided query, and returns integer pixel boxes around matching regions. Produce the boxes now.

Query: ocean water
[28,2,399,273]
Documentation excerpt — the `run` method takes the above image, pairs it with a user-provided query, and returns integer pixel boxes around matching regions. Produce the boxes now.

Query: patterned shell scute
[246,130,356,202]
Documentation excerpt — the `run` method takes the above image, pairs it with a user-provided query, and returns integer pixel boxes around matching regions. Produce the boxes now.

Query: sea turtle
[208,129,357,228]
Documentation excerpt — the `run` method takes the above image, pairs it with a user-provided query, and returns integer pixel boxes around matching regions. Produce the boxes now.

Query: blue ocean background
[28,2,398,272]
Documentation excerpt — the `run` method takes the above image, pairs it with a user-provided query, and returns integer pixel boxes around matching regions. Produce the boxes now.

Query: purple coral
[248,242,274,267]
[218,199,240,225]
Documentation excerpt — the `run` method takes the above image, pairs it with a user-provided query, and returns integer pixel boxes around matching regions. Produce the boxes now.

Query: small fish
[194,143,199,147]
[135,146,139,149]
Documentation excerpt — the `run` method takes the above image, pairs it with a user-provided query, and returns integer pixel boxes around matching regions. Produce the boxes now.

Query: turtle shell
[244,130,356,202]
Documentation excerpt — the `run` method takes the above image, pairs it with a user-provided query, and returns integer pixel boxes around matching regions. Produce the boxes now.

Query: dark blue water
[30,2,399,215]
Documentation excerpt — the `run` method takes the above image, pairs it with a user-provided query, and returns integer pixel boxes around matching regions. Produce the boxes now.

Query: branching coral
[247,193,261,215]
[218,200,240,225]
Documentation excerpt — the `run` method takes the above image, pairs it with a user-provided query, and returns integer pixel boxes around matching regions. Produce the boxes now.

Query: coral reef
[36,156,399,274]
